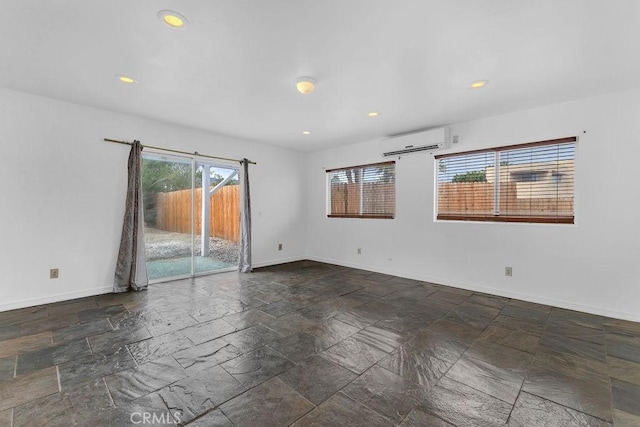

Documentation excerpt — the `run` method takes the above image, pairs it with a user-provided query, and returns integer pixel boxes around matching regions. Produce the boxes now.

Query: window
[327,161,395,218]
[511,171,540,182]
[552,173,563,184]
[436,137,576,224]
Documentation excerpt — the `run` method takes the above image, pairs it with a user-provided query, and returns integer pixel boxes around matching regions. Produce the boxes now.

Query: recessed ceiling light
[295,77,317,95]
[368,111,379,117]
[471,80,488,88]
[158,10,189,29]
[302,130,312,135]
[115,74,137,84]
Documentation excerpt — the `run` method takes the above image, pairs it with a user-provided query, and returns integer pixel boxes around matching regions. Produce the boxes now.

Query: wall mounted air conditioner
[381,127,451,157]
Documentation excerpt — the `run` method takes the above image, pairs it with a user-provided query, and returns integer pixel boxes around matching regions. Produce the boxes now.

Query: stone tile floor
[1,260,639,426]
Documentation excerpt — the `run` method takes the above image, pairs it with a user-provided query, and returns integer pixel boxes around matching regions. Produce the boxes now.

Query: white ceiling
[2,1,640,152]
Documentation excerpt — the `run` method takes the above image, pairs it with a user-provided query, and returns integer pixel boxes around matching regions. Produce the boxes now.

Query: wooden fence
[438,182,573,216]
[330,183,395,215]
[155,185,240,243]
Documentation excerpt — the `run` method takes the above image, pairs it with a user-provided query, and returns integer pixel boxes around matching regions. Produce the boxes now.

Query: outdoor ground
[144,227,239,279]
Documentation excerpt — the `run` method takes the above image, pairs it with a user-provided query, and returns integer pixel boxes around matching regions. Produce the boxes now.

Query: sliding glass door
[141,153,239,283]
[194,162,240,275]
[141,154,194,281]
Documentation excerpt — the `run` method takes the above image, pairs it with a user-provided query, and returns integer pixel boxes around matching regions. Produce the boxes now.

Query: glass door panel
[142,154,194,282]
[194,162,240,274]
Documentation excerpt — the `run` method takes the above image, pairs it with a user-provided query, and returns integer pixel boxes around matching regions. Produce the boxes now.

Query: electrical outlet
[357,248,362,255]
[50,268,59,279]
[278,243,283,251]
[505,266,513,277]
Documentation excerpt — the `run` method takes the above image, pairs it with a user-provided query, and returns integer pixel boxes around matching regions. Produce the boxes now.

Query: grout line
[504,374,530,423]
[103,377,117,408]
[517,386,613,424]
[185,408,221,425]
[124,345,139,367]
[188,314,200,324]
[286,402,316,425]
[218,407,235,425]
[340,386,394,424]
[56,365,61,392]
[605,334,615,424]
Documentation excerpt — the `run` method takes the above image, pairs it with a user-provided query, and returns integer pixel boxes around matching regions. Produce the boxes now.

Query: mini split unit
[381,127,452,157]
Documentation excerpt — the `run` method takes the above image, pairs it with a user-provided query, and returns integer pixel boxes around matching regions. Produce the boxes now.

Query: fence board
[438,182,573,216]
[438,182,494,214]
[153,185,240,243]
[330,183,394,215]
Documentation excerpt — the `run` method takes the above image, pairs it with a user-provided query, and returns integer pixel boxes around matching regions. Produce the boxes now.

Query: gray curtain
[238,159,252,273]
[113,140,148,292]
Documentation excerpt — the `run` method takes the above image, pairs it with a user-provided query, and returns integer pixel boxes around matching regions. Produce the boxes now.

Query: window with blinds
[435,137,576,224]
[327,161,395,219]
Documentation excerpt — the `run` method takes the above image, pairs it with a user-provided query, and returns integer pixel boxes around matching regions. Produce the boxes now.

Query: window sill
[436,214,574,224]
[327,215,395,219]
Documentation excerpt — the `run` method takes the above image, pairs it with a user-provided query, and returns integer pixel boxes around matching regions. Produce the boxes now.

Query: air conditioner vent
[380,127,451,157]
[382,144,442,157]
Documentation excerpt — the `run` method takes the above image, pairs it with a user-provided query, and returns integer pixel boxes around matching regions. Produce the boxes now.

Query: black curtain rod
[104,138,257,165]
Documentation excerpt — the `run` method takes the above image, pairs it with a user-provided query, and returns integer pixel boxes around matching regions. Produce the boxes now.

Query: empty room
[1,1,640,426]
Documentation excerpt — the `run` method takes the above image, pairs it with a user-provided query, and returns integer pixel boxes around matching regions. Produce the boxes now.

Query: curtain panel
[113,140,148,292]
[238,158,252,273]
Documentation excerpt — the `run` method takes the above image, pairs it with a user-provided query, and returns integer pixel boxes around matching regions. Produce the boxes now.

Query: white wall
[306,88,640,322]
[0,88,306,311]
[4,86,639,321]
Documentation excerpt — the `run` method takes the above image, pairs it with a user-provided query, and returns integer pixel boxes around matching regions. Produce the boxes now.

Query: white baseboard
[252,256,306,269]
[0,286,113,313]
[306,256,406,278]
[5,257,637,324]
[306,255,640,323]
[0,256,306,312]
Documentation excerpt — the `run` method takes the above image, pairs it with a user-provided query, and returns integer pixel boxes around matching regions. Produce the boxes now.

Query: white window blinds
[436,137,576,224]
[327,161,395,219]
